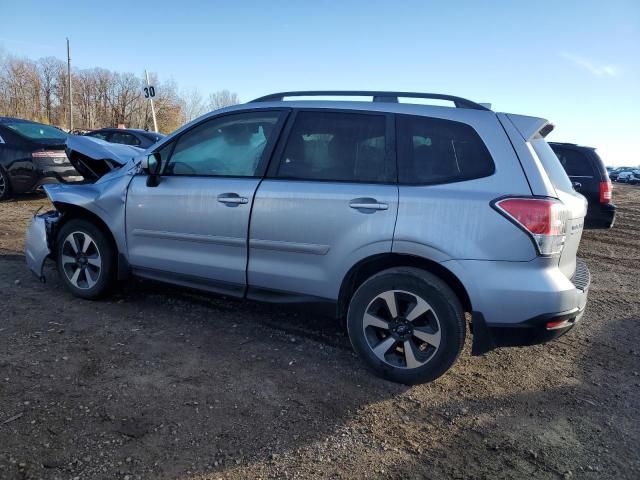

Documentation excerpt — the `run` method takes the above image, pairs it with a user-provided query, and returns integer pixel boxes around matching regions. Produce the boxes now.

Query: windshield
[5,122,67,142]
[530,137,574,192]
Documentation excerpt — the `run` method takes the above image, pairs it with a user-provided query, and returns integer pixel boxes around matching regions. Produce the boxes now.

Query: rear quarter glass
[530,138,573,193]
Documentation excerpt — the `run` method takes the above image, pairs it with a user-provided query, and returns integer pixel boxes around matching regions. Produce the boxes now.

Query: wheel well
[52,202,118,255]
[337,253,472,319]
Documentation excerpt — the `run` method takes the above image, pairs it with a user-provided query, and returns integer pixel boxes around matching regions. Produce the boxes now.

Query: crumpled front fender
[25,211,62,280]
[42,173,132,256]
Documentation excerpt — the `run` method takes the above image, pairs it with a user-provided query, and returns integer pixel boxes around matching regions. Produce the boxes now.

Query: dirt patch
[1,186,639,479]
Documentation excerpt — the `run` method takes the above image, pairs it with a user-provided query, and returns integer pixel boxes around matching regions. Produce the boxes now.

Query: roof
[250,91,490,110]
[0,116,37,124]
[90,127,163,135]
[549,141,596,150]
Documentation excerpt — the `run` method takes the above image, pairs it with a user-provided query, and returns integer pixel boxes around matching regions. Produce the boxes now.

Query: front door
[125,110,286,296]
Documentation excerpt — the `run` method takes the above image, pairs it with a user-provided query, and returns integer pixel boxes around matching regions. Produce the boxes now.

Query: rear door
[247,109,398,301]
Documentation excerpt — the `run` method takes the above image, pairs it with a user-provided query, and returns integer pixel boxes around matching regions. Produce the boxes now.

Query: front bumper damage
[25,211,62,281]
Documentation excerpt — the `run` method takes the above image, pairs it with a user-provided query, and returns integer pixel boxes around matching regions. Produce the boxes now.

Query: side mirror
[146,152,162,187]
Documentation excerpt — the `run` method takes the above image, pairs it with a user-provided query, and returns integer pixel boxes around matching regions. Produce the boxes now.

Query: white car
[628,170,640,185]
[616,171,634,183]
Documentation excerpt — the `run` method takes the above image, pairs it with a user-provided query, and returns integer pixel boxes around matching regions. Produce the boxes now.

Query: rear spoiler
[502,113,554,141]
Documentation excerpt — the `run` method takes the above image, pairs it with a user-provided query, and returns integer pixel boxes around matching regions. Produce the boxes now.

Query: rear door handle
[217,193,248,205]
[349,198,389,211]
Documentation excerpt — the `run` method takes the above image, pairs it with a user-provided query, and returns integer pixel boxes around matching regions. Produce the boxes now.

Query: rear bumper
[11,164,84,194]
[471,259,590,355]
[33,165,84,190]
[585,203,616,229]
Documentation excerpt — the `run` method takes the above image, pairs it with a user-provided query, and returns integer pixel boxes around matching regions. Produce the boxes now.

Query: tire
[347,267,465,385]
[0,168,11,201]
[56,219,116,299]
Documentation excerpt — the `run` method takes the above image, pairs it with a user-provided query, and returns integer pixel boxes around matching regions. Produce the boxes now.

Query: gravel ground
[0,185,639,479]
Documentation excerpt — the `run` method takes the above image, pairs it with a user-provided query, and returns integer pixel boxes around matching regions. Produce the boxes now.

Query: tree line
[0,49,239,134]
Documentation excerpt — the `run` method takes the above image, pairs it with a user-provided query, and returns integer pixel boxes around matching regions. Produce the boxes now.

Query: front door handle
[217,193,248,205]
[349,198,389,211]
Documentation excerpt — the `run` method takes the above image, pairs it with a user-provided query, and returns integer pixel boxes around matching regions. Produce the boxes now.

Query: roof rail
[249,91,490,111]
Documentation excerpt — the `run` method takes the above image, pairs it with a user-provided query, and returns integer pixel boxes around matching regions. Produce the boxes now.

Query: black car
[85,128,164,149]
[550,142,615,229]
[0,117,82,200]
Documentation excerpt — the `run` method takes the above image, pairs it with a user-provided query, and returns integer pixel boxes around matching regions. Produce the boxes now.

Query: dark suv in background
[550,142,615,229]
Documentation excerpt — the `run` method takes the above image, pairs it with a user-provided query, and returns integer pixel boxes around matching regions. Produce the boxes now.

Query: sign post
[144,69,158,133]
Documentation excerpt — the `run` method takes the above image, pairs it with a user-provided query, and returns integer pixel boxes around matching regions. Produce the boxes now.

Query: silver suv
[25,91,591,384]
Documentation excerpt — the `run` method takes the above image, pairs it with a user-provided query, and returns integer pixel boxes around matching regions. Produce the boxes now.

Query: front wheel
[347,267,466,385]
[56,219,115,299]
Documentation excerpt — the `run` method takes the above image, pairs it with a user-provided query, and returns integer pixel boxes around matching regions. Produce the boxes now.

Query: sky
[2,0,639,165]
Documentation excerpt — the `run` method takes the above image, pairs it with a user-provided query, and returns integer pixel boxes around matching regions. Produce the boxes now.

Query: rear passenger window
[275,111,392,183]
[553,148,594,177]
[397,115,494,185]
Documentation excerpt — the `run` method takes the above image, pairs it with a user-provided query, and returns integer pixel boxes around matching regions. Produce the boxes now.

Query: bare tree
[109,72,143,126]
[208,89,240,111]
[0,50,237,134]
[38,57,64,124]
[181,87,207,123]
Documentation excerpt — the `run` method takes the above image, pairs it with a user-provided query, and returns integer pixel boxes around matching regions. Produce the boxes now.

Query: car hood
[66,135,145,182]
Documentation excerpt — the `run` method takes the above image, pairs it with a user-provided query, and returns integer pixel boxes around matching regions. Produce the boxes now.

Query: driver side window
[165,112,281,177]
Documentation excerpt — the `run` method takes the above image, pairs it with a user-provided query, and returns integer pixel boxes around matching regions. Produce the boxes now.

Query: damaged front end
[65,135,143,182]
[25,210,63,281]
[24,135,144,280]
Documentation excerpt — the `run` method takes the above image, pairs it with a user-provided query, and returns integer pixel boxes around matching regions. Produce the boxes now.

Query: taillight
[494,197,569,256]
[599,181,612,204]
[32,150,69,165]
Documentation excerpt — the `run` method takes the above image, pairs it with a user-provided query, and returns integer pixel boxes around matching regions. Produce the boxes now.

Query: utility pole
[66,38,73,131]
[145,69,158,132]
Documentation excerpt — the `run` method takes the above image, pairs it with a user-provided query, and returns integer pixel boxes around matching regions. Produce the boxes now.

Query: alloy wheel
[363,290,441,369]
[61,231,102,290]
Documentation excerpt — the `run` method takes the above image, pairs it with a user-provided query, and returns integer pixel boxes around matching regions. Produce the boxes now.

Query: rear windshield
[551,146,596,177]
[5,122,67,142]
[141,132,165,142]
[530,138,573,192]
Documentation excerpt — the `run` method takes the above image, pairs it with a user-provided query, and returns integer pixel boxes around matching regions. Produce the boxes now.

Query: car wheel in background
[347,267,466,385]
[0,168,11,201]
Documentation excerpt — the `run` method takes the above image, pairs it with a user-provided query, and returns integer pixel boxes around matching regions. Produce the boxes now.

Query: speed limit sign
[144,86,156,98]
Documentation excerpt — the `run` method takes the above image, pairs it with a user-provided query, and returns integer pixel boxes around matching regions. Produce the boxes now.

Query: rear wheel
[56,219,115,299]
[347,267,465,385]
[0,168,11,201]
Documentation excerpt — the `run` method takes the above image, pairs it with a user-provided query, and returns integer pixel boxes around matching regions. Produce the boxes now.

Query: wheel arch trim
[51,202,128,280]
[337,252,473,319]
